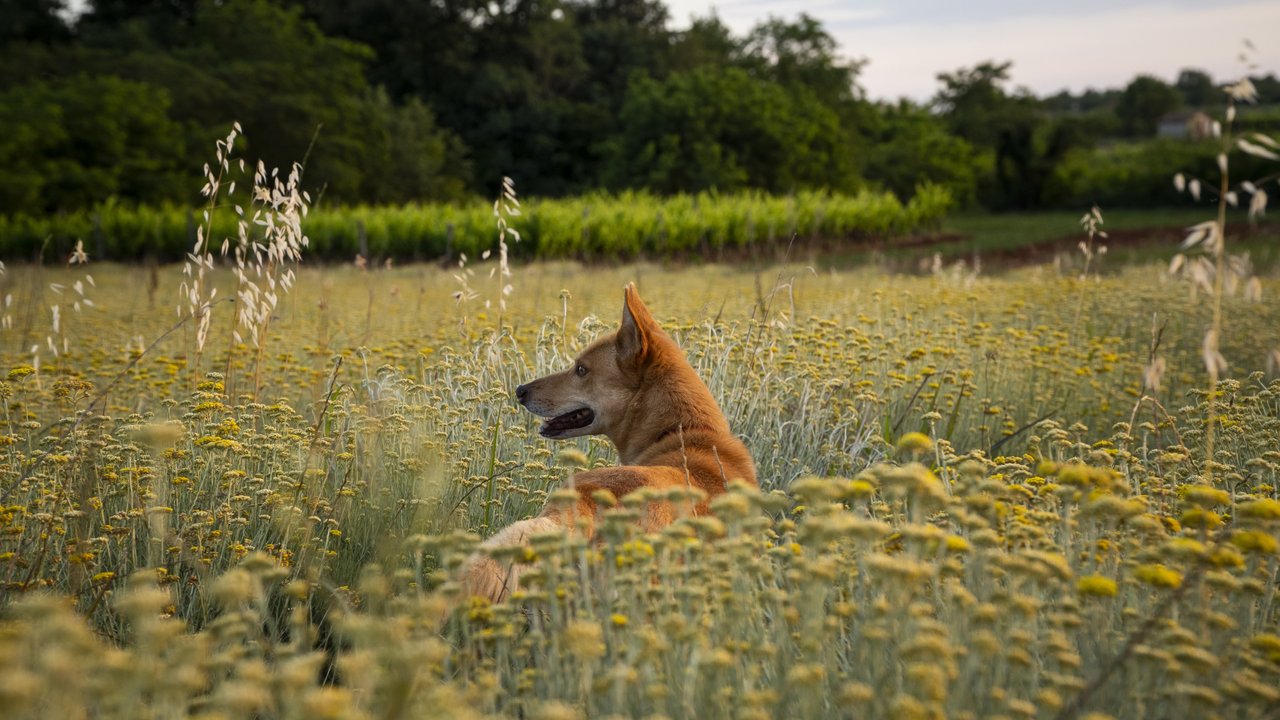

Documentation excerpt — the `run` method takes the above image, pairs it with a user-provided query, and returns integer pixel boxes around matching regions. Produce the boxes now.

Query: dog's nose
[515,384,529,403]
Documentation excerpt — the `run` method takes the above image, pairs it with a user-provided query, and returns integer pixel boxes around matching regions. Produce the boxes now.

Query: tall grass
[0,256,1274,707]
[0,256,1277,717]
[1,95,1279,717]
[1168,46,1278,488]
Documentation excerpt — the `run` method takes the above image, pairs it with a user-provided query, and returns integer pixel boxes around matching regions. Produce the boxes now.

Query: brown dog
[461,283,757,602]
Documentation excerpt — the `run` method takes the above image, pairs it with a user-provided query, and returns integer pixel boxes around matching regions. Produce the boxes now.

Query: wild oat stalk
[488,175,521,326]
[450,176,520,334]
[0,261,11,361]
[180,123,239,386]
[451,252,479,327]
[180,123,311,399]
[1170,41,1278,483]
[229,158,310,400]
[1070,206,1106,340]
[10,240,100,386]
[49,241,97,352]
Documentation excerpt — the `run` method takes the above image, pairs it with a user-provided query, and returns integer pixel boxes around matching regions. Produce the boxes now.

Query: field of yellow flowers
[1,258,1278,719]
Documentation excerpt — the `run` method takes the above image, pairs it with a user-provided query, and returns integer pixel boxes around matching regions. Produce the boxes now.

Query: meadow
[0,247,1278,719]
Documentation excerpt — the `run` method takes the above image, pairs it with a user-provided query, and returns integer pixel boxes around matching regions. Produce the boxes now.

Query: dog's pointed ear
[617,283,656,365]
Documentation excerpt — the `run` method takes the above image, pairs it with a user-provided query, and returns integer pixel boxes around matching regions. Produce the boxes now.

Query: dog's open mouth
[540,407,595,437]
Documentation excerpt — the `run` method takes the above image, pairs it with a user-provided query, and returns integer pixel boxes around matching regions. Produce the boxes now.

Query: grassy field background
[941,209,1280,265]
[1,255,1278,718]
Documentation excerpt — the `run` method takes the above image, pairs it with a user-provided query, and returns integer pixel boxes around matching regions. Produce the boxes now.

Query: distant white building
[1157,110,1213,140]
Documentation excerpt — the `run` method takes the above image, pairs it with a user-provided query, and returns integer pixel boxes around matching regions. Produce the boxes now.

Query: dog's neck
[609,354,729,465]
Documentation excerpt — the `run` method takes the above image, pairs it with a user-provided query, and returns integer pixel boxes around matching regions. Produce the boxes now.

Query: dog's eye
[575,364,588,377]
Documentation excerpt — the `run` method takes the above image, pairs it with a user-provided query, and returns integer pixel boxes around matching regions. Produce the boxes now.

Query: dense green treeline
[2,0,1278,222]
[2,0,472,213]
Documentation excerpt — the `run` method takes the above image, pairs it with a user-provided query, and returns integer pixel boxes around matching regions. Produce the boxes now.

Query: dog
[461,283,757,603]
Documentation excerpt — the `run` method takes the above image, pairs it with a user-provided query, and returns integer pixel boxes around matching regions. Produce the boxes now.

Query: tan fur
[460,516,560,602]
[460,284,757,603]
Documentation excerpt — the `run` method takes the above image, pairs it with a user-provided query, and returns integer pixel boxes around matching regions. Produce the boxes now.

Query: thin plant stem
[1204,98,1234,486]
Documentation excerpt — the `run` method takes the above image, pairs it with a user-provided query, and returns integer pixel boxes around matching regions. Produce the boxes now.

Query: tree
[570,0,672,109]
[933,61,1091,210]
[168,0,381,197]
[1077,88,1121,112]
[669,14,740,72]
[602,67,856,194]
[1041,90,1078,114]
[356,90,472,204]
[0,0,71,44]
[54,0,386,199]
[0,76,187,213]
[934,61,1017,148]
[290,1,892,197]
[741,14,865,107]
[0,0,474,210]
[1116,75,1182,136]
[294,0,484,104]
[299,0,607,194]
[861,101,979,206]
[1251,74,1280,104]
[80,0,203,28]
[1175,68,1220,108]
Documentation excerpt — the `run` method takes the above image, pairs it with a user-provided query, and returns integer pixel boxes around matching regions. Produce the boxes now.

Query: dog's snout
[515,383,529,403]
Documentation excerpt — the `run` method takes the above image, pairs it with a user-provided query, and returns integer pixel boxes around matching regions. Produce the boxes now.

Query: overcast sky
[662,0,1280,101]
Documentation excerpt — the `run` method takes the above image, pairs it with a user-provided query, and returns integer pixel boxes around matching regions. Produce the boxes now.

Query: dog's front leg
[461,515,567,603]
